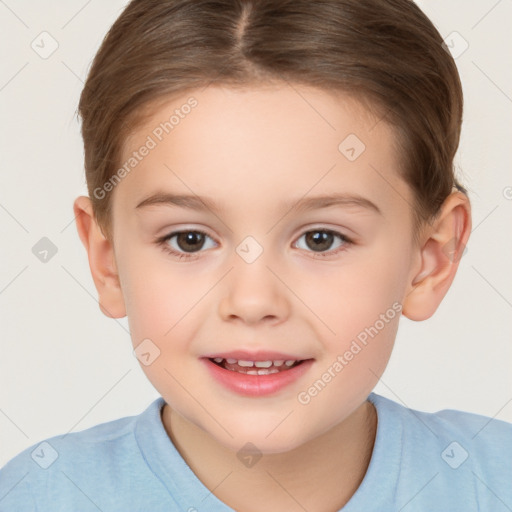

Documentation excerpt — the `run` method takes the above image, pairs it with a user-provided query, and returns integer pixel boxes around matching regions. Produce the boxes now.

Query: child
[1,0,511,510]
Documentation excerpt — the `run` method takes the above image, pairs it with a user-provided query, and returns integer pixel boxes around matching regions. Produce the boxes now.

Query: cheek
[292,247,406,397]
[120,253,213,356]
[120,252,184,341]
[296,253,405,338]
[124,279,170,338]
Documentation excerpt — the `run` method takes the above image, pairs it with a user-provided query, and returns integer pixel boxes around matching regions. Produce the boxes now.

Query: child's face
[110,84,420,453]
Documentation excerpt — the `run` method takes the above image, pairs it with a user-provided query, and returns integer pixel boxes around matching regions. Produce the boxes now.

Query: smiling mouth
[208,357,308,375]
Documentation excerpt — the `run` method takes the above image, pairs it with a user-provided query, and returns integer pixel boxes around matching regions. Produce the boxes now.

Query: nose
[218,252,291,326]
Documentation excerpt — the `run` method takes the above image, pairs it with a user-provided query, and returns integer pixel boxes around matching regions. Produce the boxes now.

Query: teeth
[254,360,273,368]
[239,369,282,375]
[211,358,302,369]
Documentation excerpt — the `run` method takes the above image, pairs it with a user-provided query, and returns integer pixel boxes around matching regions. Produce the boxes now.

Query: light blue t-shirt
[1,392,511,511]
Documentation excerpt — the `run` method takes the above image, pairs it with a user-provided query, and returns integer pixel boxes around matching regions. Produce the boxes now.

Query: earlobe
[402,191,471,321]
[73,196,127,319]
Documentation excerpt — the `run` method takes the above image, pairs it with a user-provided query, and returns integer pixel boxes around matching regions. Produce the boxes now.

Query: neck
[162,399,377,512]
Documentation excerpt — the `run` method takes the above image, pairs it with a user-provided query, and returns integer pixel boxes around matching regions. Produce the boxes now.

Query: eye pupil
[177,232,205,252]
[306,231,333,252]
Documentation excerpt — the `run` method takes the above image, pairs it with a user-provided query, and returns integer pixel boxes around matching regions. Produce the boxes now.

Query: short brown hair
[77,0,468,243]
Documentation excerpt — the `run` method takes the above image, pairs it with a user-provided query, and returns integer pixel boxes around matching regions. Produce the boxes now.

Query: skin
[74,83,471,511]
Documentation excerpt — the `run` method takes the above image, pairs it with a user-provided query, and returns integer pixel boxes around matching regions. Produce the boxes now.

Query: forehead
[112,84,412,221]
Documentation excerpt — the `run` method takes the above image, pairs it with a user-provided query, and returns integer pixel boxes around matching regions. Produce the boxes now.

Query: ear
[402,191,471,321]
[73,196,126,319]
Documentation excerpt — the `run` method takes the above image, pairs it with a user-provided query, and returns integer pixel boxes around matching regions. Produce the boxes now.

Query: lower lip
[201,358,315,397]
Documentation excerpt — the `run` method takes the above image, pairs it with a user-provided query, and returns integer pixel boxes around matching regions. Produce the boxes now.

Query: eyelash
[155,228,353,261]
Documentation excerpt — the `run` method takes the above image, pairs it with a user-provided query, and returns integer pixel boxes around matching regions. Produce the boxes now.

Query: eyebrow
[135,191,382,216]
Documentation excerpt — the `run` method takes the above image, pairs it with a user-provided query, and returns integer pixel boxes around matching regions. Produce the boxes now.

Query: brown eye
[158,229,217,258]
[304,231,335,252]
[174,231,206,252]
[295,229,352,256]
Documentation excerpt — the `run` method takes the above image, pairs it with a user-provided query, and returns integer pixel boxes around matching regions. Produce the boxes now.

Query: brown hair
[77,0,468,244]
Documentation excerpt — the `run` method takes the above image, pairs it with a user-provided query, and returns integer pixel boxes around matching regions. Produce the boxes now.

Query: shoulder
[368,393,512,510]
[371,391,512,431]
[370,392,512,453]
[2,409,138,470]
[0,399,165,511]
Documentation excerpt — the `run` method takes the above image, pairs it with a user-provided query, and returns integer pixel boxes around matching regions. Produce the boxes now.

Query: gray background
[1,0,511,467]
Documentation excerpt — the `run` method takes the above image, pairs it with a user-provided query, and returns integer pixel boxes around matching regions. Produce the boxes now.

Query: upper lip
[202,350,312,361]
